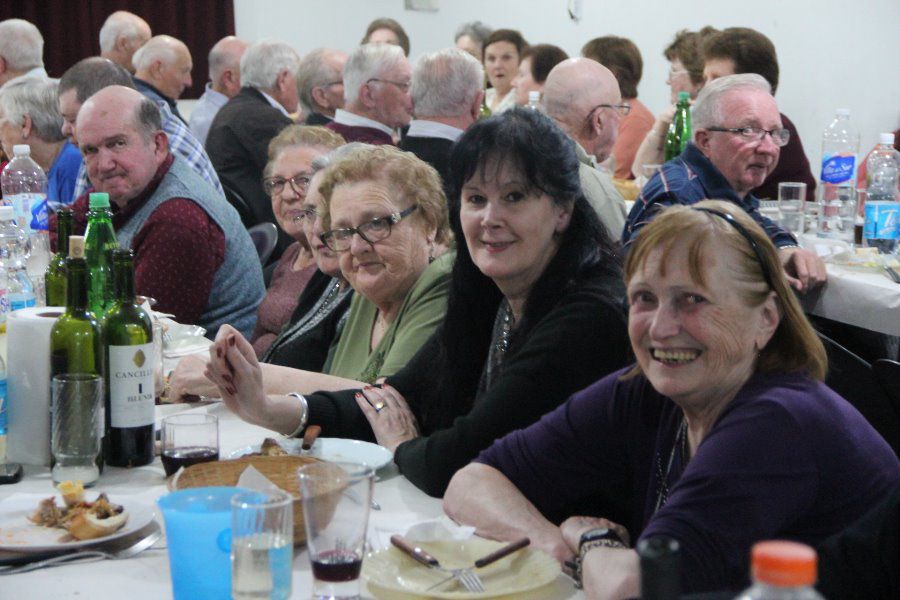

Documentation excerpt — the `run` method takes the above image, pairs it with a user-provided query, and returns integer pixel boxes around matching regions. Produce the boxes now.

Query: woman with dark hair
[511,43,568,106]
[482,29,528,114]
[361,17,410,56]
[207,108,631,496]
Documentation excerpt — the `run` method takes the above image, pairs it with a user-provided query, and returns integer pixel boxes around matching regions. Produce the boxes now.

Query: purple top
[477,368,900,592]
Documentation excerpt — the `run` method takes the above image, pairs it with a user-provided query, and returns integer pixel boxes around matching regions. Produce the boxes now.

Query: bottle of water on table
[0,205,34,329]
[1,144,48,233]
[819,109,859,204]
[864,133,899,253]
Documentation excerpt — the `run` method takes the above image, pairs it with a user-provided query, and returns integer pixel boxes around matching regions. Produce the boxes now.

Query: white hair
[0,19,44,72]
[132,36,183,72]
[454,21,493,45]
[98,11,148,53]
[296,48,344,115]
[693,73,772,129]
[411,48,483,118]
[0,77,64,142]
[343,43,406,105]
[208,37,243,82]
[240,40,300,91]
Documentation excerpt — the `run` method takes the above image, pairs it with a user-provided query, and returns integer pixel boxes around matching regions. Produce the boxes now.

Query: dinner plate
[363,538,560,599]
[0,495,155,553]
[228,437,394,471]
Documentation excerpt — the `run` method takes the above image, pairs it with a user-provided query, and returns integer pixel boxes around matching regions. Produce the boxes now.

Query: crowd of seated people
[3,11,898,598]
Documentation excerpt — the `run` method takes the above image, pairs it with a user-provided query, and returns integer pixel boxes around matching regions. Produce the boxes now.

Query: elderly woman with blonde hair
[445,200,900,597]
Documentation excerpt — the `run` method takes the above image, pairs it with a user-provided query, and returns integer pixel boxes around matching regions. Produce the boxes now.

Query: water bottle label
[0,292,8,322]
[8,193,48,233]
[864,203,900,240]
[821,154,855,184]
[30,198,48,231]
[9,295,36,311]
[0,378,7,435]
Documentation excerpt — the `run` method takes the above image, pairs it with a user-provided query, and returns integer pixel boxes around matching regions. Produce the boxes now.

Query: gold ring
[374,401,385,412]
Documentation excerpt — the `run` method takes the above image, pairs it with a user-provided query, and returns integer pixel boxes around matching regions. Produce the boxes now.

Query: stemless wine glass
[777,181,807,235]
[160,413,219,477]
[51,373,103,486]
[298,462,375,600]
[231,490,294,600]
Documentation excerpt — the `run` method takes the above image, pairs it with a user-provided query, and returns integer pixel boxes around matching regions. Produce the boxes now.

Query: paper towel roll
[7,306,63,466]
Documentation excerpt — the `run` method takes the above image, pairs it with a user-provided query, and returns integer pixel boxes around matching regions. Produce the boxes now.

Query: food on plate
[28,482,128,541]
[258,437,288,456]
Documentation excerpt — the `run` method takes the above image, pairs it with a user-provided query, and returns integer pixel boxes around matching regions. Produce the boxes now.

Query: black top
[261,270,352,370]
[206,87,293,257]
[303,272,631,496]
[304,112,332,126]
[399,135,454,184]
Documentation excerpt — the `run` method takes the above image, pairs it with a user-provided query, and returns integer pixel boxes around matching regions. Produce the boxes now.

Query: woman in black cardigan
[207,108,631,496]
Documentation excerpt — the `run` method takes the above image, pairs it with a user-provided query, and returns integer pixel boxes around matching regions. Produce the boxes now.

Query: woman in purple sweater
[444,200,900,597]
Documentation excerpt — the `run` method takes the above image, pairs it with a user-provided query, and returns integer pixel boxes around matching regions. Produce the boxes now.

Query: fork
[390,535,485,593]
[427,538,531,593]
[0,526,162,576]
[885,264,900,284]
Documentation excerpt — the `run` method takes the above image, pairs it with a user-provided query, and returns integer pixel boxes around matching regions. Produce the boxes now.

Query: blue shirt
[47,141,82,209]
[622,143,797,248]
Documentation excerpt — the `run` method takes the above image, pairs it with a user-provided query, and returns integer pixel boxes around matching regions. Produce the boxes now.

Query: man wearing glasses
[297,48,348,126]
[542,58,628,241]
[325,43,412,145]
[623,74,826,292]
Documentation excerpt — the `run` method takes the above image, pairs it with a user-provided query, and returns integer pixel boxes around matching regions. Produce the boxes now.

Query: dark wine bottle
[103,249,154,467]
[45,208,73,306]
[84,192,118,316]
[638,536,681,600]
[49,235,105,473]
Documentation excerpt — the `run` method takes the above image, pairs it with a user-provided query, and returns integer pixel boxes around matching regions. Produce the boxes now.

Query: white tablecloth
[800,264,900,337]
[1,400,580,599]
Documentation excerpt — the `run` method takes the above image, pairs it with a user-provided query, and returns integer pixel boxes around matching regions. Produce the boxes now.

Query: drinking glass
[777,182,807,235]
[152,320,165,401]
[818,184,856,242]
[298,462,374,600]
[231,490,294,600]
[51,373,103,486]
[160,413,219,476]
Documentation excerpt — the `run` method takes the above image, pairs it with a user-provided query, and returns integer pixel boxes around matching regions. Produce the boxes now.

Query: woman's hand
[204,324,271,427]
[355,384,420,453]
[167,354,219,402]
[560,516,632,552]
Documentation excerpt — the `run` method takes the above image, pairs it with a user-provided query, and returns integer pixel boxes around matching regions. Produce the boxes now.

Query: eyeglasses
[262,173,313,197]
[667,68,689,80]
[706,126,791,147]
[291,208,319,223]
[322,80,343,87]
[366,78,411,93]
[320,205,418,252]
[588,103,632,119]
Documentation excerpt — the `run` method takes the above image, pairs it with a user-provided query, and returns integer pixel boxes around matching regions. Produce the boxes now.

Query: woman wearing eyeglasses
[207,109,631,496]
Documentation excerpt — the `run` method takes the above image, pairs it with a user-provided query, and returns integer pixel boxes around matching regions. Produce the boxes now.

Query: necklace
[494,301,514,357]
[653,416,688,514]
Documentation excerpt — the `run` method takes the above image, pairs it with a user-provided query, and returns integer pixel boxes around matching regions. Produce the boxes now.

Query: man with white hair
[133,35,193,123]
[326,43,412,145]
[542,58,628,240]
[0,19,47,87]
[189,36,249,145]
[400,48,483,182]
[206,39,299,258]
[624,73,826,291]
[297,48,347,126]
[98,10,151,74]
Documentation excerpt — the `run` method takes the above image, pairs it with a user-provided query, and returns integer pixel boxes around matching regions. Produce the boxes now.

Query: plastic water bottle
[0,205,34,329]
[26,232,50,306]
[819,109,859,203]
[527,91,541,111]
[863,133,899,253]
[0,354,7,462]
[735,541,825,600]
[1,144,48,233]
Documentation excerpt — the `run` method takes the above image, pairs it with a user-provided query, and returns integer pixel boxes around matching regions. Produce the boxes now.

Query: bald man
[0,18,47,87]
[133,35,193,123]
[99,11,151,73]
[189,36,249,145]
[67,86,263,337]
[542,58,627,240]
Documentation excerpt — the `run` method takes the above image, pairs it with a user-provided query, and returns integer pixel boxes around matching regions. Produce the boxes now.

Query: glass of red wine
[160,413,219,477]
[298,461,375,600]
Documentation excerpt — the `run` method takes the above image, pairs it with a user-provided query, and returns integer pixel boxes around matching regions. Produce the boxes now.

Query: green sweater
[325,251,453,382]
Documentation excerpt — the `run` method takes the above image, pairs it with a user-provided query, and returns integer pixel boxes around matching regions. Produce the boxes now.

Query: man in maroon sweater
[325,43,412,145]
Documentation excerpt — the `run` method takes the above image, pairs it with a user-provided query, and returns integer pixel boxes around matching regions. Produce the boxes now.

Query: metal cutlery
[390,534,485,592]
[884,264,900,283]
[425,537,532,593]
[0,525,162,576]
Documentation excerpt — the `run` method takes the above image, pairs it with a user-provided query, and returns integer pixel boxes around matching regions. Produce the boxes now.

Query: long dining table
[0,340,580,599]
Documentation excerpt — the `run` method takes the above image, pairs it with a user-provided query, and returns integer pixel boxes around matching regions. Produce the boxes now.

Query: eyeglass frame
[320,204,418,252]
[262,172,313,197]
[586,103,632,121]
[666,68,690,81]
[704,126,791,147]
[366,78,411,93]
[291,207,320,223]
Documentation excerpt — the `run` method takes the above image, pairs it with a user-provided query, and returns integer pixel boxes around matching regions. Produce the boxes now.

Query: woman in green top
[209,144,452,394]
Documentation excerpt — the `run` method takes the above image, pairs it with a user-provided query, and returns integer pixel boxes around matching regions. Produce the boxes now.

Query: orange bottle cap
[751,540,817,587]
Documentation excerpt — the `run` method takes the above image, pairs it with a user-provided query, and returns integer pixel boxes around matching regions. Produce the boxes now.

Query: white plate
[363,538,560,599]
[229,437,393,471]
[0,495,155,553]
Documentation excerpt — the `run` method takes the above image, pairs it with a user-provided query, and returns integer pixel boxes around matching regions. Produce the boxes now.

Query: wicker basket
[174,455,320,545]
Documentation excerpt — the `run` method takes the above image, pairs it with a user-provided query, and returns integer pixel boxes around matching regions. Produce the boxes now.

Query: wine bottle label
[109,343,155,428]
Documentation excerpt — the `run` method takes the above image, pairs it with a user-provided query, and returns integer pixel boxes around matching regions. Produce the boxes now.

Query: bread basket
[174,455,320,545]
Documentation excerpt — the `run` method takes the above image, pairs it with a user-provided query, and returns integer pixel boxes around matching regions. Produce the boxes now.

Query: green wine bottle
[664,91,692,162]
[49,236,105,478]
[45,209,73,306]
[103,249,154,467]
[84,193,118,316]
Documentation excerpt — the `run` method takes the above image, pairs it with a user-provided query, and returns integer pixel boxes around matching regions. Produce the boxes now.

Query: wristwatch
[574,527,627,588]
